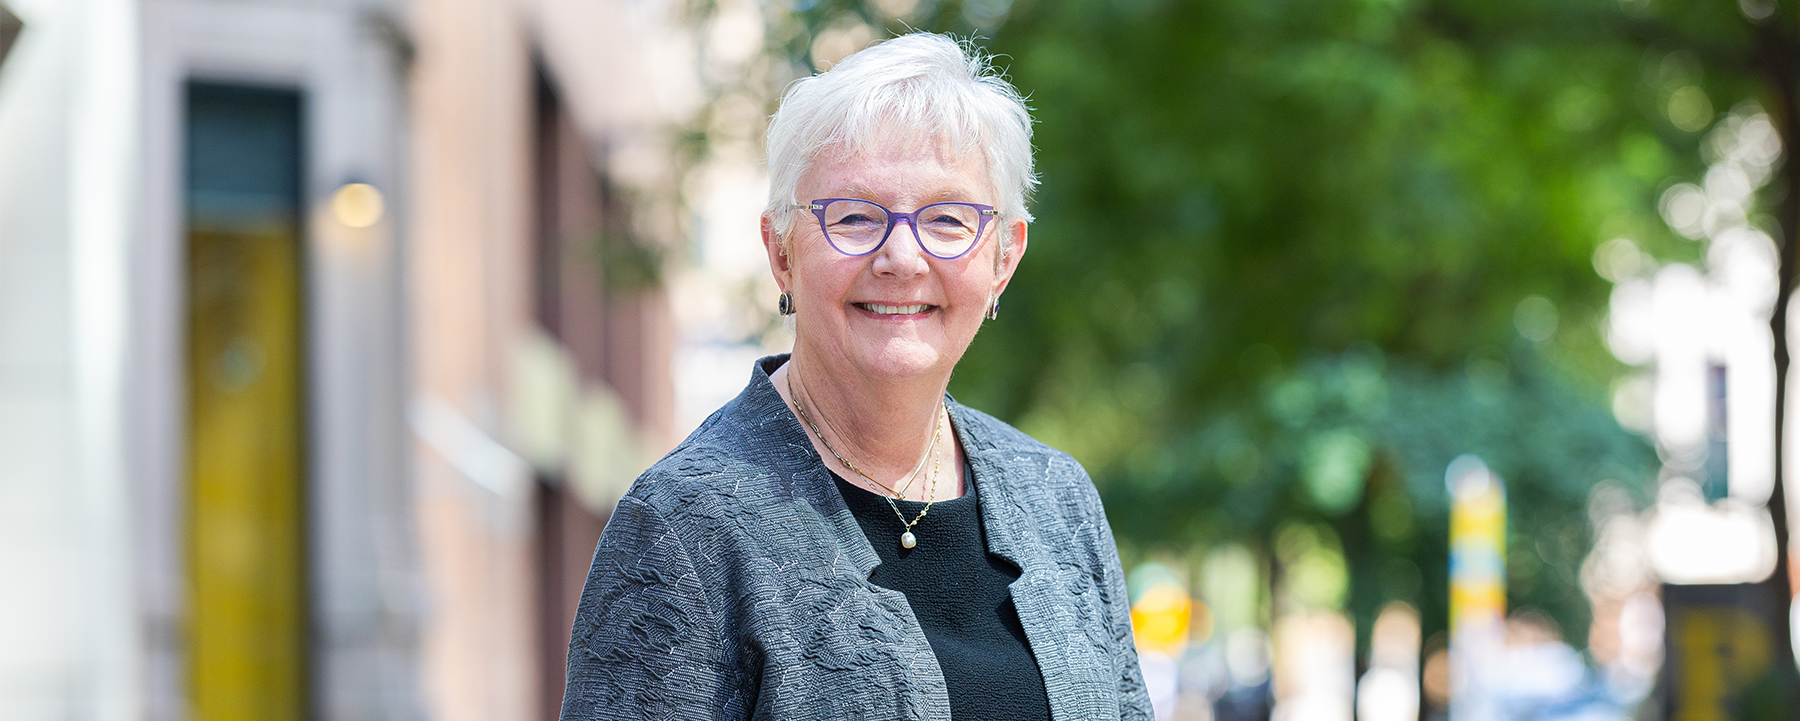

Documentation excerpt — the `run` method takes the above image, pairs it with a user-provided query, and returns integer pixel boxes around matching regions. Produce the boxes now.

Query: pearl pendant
[900,531,917,549]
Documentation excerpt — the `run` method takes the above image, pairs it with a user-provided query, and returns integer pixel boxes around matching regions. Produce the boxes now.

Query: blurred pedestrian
[560,32,1150,721]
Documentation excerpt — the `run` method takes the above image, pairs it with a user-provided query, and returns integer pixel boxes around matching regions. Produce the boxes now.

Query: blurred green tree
[711,0,1800,680]
[958,0,1673,656]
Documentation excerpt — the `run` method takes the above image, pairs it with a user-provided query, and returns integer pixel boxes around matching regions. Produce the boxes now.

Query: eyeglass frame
[789,198,1001,260]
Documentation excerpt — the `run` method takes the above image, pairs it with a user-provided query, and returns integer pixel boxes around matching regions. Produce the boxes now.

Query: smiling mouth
[855,303,934,315]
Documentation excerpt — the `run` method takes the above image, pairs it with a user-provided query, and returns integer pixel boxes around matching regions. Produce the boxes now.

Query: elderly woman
[561,33,1150,720]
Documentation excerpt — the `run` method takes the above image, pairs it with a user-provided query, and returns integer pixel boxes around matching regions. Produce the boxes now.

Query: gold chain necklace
[787,371,936,497]
[787,369,945,549]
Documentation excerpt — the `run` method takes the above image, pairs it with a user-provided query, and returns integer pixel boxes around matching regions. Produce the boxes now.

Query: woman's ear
[762,211,794,292]
[991,217,1028,298]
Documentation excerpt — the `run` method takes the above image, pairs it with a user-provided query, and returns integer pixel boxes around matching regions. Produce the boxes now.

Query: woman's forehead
[801,136,991,200]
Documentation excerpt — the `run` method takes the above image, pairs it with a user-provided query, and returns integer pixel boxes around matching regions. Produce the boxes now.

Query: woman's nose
[873,220,930,276]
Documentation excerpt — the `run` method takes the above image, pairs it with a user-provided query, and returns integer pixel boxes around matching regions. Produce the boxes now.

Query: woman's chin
[848,338,953,382]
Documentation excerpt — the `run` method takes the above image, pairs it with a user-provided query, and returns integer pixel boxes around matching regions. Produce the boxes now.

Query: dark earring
[778,292,795,316]
[986,296,1000,321]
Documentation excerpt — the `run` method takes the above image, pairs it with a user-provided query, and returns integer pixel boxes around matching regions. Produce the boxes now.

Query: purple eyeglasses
[790,198,1000,260]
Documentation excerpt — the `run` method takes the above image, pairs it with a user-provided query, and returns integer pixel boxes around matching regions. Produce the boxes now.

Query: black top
[832,469,1052,721]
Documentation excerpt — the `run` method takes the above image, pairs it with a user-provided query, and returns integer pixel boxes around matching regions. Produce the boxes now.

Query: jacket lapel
[740,355,882,577]
[951,400,1121,721]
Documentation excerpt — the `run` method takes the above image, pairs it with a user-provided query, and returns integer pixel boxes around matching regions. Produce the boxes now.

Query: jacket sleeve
[560,494,742,720]
[1087,483,1153,720]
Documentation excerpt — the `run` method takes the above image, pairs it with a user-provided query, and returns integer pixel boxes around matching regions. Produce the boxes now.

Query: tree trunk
[1757,23,1798,677]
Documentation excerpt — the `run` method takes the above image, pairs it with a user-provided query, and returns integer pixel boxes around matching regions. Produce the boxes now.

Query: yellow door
[184,83,307,721]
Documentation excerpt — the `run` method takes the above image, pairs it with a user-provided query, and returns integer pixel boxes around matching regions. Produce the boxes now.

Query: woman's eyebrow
[831,183,878,199]
[920,187,977,203]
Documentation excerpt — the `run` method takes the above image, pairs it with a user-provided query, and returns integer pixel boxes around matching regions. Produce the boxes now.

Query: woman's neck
[772,353,965,501]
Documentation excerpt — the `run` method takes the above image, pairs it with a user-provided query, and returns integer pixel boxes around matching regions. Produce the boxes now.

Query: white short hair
[765,33,1037,246]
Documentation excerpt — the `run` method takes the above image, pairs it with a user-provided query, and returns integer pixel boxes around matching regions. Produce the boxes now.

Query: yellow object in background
[1132,580,1193,653]
[1447,455,1506,721]
[1668,605,1772,721]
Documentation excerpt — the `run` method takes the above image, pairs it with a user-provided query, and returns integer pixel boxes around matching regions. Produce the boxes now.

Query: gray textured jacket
[561,356,1151,720]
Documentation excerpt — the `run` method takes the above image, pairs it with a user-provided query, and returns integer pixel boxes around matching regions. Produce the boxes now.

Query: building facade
[0,0,695,718]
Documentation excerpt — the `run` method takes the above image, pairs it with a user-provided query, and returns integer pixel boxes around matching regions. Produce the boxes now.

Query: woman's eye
[834,214,879,226]
[925,215,969,228]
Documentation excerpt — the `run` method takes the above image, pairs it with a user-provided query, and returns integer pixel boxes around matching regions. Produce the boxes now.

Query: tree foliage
[964,0,1675,646]
[729,0,1799,651]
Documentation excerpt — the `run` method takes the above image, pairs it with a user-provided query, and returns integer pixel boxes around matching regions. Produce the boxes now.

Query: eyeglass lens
[821,200,984,258]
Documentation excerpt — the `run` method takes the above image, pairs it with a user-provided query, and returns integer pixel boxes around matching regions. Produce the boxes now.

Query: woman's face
[763,133,1027,384]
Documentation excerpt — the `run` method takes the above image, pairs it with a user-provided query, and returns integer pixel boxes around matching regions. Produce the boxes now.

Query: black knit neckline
[829,468,1050,721]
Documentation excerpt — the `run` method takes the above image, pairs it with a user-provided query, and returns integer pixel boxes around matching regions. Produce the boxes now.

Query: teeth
[860,303,930,315]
